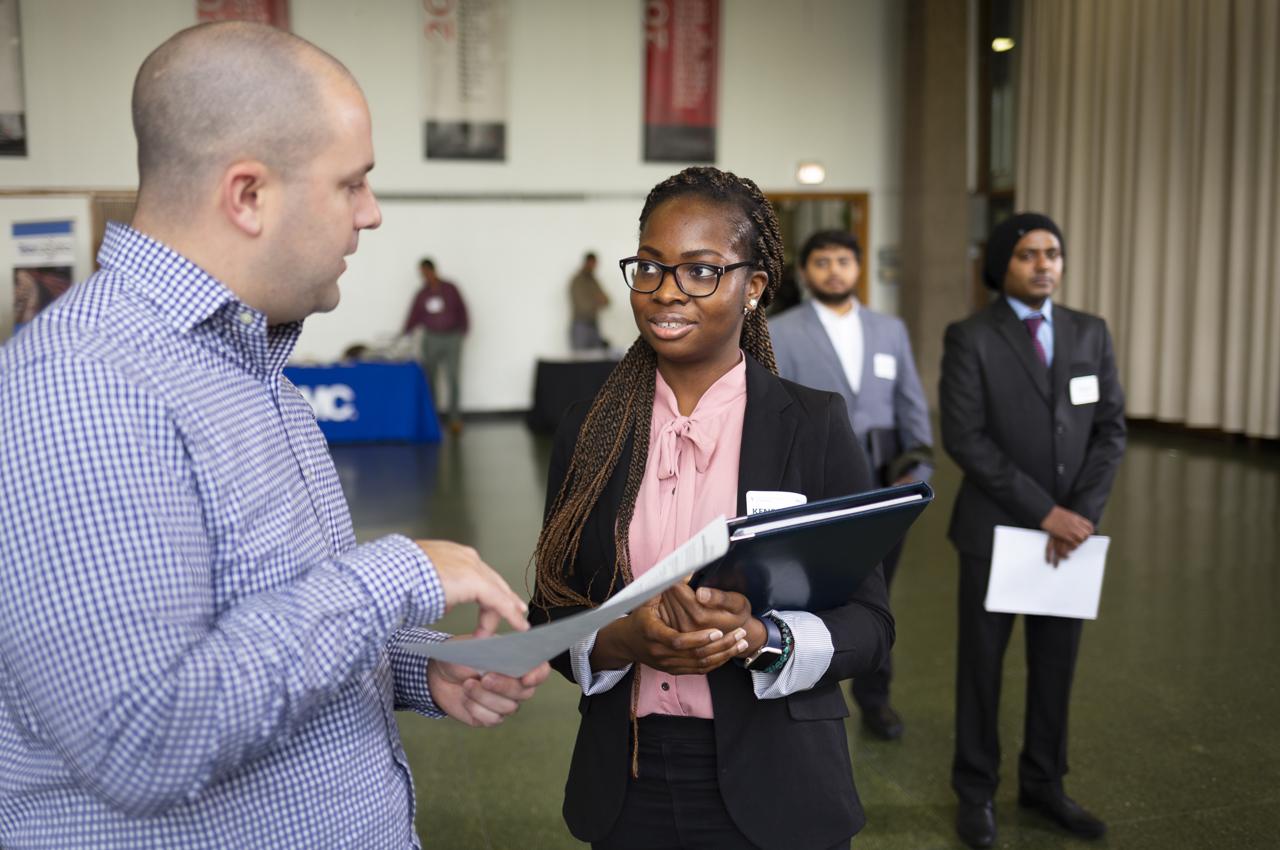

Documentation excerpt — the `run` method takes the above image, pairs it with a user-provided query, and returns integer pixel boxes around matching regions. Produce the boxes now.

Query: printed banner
[643,0,718,163]
[196,0,291,29]
[12,221,74,333]
[0,0,26,156]
[422,0,508,160]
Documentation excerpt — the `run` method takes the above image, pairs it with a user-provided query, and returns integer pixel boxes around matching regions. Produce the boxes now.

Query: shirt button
[238,310,254,325]
[660,682,670,691]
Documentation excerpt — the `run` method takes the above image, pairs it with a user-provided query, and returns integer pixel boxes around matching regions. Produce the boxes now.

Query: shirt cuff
[569,629,632,696]
[386,627,450,717]
[339,534,446,632]
[750,610,834,698]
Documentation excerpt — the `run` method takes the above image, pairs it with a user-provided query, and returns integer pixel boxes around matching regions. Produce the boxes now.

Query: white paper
[984,526,1109,619]
[873,353,897,381]
[1069,375,1100,405]
[745,490,807,515]
[399,516,731,676]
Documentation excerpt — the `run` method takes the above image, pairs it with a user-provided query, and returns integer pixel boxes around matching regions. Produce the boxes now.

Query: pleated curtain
[1017,0,1280,438]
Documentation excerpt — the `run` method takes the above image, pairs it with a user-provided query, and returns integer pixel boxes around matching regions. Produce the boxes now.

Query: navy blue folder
[689,482,934,614]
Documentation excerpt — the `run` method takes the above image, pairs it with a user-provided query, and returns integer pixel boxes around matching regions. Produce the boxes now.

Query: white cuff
[569,629,632,696]
[749,610,834,698]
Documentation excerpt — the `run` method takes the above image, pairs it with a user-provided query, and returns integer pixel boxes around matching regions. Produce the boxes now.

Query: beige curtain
[1017,0,1280,439]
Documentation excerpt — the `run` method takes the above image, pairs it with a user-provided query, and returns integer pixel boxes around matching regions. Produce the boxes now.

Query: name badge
[873,353,897,381]
[425,296,446,314]
[1070,375,1100,405]
[745,490,807,516]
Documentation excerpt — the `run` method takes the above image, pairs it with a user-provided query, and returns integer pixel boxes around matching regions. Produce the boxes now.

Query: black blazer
[940,298,1127,559]
[530,355,894,850]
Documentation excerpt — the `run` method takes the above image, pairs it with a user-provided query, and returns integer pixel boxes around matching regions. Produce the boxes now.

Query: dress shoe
[860,703,904,740]
[1018,789,1107,839]
[955,800,996,848]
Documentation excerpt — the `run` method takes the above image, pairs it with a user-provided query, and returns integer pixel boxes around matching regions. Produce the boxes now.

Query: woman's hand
[658,584,767,657]
[591,598,748,676]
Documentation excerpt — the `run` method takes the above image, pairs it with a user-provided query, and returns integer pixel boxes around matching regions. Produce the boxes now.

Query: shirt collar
[811,298,860,325]
[1005,294,1053,324]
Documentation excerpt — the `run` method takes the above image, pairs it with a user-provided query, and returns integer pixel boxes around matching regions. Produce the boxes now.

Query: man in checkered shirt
[0,22,548,849]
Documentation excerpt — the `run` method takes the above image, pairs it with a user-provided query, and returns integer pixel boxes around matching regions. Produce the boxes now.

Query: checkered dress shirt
[0,223,448,849]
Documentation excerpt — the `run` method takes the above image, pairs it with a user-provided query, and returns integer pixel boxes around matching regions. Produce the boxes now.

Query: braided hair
[532,166,785,610]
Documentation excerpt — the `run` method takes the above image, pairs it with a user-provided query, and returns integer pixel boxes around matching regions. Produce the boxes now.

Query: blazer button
[1056,424,1065,435]
[1056,463,1065,474]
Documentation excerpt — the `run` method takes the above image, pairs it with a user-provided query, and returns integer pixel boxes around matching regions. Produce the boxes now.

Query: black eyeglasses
[619,257,757,298]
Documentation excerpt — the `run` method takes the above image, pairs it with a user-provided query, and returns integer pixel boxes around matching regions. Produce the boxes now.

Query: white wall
[0,0,905,410]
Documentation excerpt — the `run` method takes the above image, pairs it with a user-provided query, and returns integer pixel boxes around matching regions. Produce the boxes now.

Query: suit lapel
[858,307,878,392]
[1050,305,1074,407]
[736,357,797,517]
[990,299,1051,402]
[802,302,858,401]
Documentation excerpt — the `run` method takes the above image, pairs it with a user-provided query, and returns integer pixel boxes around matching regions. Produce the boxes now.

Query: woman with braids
[530,166,892,850]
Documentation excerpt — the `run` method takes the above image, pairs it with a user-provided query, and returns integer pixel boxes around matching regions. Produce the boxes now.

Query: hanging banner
[12,221,75,334]
[643,0,718,163]
[196,0,291,29]
[422,0,508,161]
[0,0,26,157]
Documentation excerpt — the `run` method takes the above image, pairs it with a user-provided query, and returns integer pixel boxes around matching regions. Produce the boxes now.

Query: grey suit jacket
[770,301,934,484]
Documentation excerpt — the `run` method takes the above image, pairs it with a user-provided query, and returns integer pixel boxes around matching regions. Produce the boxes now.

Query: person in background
[769,228,933,741]
[0,23,546,849]
[531,166,893,850]
[569,250,610,350]
[941,212,1125,848]
[404,257,468,434]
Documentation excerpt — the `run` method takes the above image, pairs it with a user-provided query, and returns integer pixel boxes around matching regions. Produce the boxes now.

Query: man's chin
[809,289,855,306]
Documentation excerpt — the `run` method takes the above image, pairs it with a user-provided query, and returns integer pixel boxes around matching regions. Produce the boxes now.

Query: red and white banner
[0,0,26,156]
[196,0,291,29]
[422,0,508,160]
[643,0,718,163]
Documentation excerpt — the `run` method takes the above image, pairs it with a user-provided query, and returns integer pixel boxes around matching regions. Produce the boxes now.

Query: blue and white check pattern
[0,223,449,849]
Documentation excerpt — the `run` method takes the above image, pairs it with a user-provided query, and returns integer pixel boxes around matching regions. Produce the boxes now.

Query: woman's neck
[656,349,744,416]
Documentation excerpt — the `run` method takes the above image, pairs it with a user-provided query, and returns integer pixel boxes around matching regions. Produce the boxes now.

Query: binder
[689,482,934,614]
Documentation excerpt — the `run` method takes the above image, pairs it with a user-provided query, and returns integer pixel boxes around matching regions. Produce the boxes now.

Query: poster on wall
[422,0,508,160]
[196,0,291,29]
[643,0,718,163]
[0,0,26,157]
[12,221,75,334]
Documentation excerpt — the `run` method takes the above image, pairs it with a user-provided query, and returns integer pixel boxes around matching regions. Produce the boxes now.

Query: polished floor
[331,421,1280,849]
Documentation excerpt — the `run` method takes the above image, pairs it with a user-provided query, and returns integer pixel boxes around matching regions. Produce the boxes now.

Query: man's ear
[219,160,270,237]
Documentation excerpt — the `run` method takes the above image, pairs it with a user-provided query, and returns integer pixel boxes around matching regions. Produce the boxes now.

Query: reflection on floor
[330,422,1280,849]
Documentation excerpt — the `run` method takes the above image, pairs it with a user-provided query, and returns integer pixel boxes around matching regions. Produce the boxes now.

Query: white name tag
[1070,375,1100,405]
[425,296,446,314]
[873,353,897,381]
[745,490,808,516]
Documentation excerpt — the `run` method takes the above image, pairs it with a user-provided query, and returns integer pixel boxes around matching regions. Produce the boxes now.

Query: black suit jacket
[940,298,1126,559]
[530,355,894,850]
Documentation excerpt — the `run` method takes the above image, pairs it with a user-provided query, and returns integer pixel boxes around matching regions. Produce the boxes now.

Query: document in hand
[397,516,731,676]
[984,525,1110,619]
[689,482,934,615]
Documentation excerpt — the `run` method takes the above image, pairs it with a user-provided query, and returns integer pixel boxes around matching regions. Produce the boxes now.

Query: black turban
[983,212,1065,290]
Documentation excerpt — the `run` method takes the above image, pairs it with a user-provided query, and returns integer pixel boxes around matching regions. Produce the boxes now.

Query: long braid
[531,166,785,611]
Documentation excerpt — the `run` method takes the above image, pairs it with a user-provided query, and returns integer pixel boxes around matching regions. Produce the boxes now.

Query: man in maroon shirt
[403,258,468,433]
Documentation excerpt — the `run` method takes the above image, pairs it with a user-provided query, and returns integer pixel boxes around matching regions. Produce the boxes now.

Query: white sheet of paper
[985,526,1109,619]
[398,516,731,676]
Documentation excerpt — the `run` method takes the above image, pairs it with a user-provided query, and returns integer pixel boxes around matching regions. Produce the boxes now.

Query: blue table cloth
[284,361,441,444]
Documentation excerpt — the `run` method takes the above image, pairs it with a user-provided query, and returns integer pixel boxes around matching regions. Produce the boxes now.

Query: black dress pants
[849,538,904,709]
[593,716,851,850]
[951,552,1083,804]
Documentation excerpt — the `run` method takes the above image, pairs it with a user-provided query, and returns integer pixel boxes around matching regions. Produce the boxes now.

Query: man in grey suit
[770,229,933,741]
[940,213,1125,848]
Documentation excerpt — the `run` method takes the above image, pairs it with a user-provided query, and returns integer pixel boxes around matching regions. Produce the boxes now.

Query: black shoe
[1018,789,1107,839]
[956,800,996,848]
[860,703,904,740]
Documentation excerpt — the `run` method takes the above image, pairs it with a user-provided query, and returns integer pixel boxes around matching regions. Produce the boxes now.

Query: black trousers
[849,538,904,709]
[594,716,851,850]
[951,552,1083,804]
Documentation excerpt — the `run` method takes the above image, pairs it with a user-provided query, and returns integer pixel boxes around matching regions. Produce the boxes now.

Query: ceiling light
[992,37,1015,52]
[796,162,826,185]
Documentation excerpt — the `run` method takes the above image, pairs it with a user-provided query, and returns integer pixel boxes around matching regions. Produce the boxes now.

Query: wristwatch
[740,615,784,671]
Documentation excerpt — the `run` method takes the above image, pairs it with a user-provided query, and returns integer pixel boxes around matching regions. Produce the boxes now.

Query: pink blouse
[629,355,748,719]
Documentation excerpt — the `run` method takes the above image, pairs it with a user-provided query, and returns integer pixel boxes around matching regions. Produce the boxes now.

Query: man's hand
[426,648,550,728]
[1040,506,1093,567]
[416,540,528,636]
[1044,535,1076,567]
[591,599,747,676]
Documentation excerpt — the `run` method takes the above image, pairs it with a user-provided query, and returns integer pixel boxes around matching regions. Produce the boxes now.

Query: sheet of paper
[984,525,1110,619]
[398,516,731,676]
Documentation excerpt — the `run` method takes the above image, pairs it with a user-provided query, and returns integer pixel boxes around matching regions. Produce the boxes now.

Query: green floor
[333,421,1280,849]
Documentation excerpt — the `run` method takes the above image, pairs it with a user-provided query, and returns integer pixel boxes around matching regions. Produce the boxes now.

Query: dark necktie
[1023,315,1048,366]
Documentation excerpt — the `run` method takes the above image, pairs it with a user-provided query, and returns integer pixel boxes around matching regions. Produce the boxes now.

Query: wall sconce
[796,162,826,185]
[991,37,1015,52]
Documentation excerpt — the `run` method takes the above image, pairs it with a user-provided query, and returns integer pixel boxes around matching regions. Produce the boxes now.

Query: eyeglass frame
[618,257,759,298]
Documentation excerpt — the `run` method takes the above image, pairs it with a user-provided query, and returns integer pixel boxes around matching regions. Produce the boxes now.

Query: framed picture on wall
[0,0,26,157]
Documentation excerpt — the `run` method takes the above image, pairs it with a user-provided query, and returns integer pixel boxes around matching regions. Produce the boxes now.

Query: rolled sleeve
[386,627,450,717]
[568,629,632,696]
[750,611,834,699]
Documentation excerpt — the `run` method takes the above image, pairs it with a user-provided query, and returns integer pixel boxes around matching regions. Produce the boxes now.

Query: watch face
[746,646,783,671]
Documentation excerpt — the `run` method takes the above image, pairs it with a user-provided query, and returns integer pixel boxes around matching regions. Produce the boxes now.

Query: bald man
[0,23,547,849]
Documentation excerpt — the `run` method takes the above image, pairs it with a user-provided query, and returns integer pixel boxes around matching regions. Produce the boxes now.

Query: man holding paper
[940,213,1126,847]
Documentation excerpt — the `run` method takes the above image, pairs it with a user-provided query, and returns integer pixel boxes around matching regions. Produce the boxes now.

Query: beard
[808,284,856,306]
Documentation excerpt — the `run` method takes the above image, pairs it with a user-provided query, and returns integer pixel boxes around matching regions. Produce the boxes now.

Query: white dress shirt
[812,299,864,395]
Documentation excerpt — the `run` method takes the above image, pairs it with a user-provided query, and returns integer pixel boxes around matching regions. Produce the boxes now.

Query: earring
[743,299,758,315]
